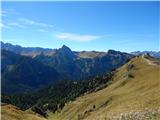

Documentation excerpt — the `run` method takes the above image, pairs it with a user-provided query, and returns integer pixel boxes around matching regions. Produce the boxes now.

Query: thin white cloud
[7,22,25,28]
[56,33,101,42]
[0,23,12,29]
[0,11,7,17]
[1,9,19,17]
[38,29,48,32]
[1,17,54,31]
[1,10,54,33]
[18,18,53,28]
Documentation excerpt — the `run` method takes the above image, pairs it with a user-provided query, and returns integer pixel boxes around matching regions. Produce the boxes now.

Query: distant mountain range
[1,42,133,94]
[1,42,54,57]
[131,51,160,58]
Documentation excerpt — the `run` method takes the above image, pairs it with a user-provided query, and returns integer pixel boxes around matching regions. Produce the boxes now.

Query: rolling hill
[1,104,46,120]
[48,55,160,120]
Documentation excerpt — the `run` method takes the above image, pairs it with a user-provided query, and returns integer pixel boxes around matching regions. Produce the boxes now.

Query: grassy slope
[76,51,106,58]
[1,104,46,120]
[48,56,160,120]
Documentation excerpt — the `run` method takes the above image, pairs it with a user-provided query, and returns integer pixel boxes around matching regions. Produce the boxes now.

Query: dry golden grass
[48,56,160,120]
[1,104,46,120]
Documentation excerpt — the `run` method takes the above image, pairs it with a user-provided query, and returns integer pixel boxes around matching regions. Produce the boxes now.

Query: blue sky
[1,1,159,52]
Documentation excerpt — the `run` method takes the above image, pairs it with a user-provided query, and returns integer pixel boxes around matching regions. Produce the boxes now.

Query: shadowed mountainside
[1,42,133,80]
[1,49,60,94]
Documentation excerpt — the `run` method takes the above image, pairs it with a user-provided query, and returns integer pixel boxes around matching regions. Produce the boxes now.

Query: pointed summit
[59,45,72,54]
[61,45,71,51]
[57,45,75,58]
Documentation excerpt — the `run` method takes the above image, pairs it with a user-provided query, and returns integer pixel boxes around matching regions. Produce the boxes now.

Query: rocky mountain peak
[57,45,75,59]
[59,45,72,53]
[62,45,70,50]
[108,49,120,54]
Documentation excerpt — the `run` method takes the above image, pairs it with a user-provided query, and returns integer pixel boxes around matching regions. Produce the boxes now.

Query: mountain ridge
[131,51,160,58]
[1,42,134,81]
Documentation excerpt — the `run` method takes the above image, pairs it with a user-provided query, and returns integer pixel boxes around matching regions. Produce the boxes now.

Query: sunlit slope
[1,104,46,120]
[49,56,160,120]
